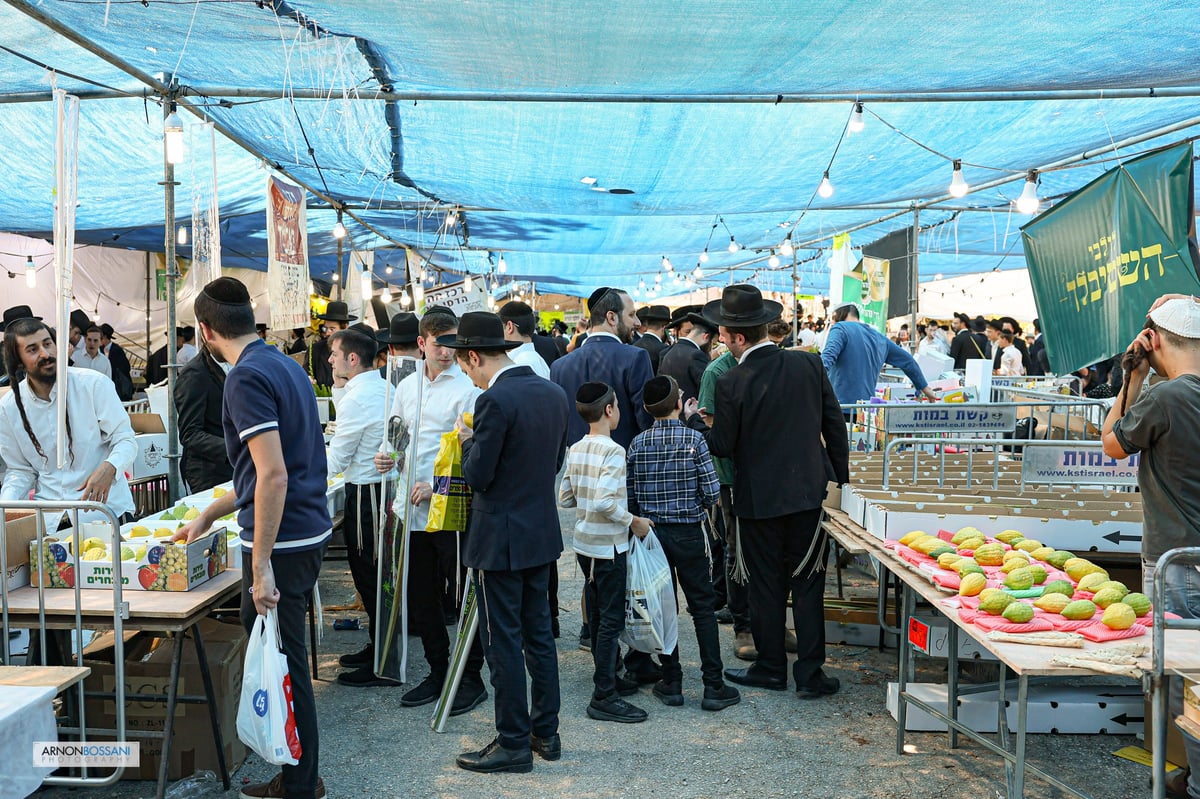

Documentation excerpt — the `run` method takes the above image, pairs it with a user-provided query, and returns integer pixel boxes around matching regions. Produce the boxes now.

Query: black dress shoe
[796,670,840,699]
[338,643,373,668]
[531,733,561,761]
[450,679,488,716]
[723,667,787,691]
[336,666,402,688]
[400,673,445,706]
[456,738,533,774]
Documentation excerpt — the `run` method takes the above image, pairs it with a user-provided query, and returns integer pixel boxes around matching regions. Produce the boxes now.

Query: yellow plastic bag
[427,430,472,532]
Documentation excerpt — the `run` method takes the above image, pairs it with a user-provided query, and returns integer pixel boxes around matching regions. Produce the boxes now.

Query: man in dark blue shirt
[179,278,330,799]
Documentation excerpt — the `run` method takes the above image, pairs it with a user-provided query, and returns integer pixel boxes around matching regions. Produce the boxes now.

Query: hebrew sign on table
[1022,142,1200,376]
[420,280,488,317]
[266,175,310,329]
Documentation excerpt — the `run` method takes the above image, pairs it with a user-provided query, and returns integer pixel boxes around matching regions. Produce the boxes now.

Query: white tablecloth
[0,684,56,799]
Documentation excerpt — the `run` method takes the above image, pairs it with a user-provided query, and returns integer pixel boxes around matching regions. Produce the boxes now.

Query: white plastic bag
[236,609,302,765]
[620,529,678,655]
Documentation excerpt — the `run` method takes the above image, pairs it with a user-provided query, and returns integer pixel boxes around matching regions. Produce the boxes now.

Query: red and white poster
[266,175,310,329]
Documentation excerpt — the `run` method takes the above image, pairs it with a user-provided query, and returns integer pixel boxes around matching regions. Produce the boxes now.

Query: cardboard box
[30,528,227,591]
[83,618,247,781]
[129,413,168,480]
[2,511,37,590]
[1185,679,1200,726]
[889,682,1144,734]
[825,600,898,648]
[1144,696,1189,767]
[910,615,996,661]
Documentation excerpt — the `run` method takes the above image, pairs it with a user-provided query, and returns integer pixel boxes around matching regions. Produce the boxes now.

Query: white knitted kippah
[1149,297,1200,339]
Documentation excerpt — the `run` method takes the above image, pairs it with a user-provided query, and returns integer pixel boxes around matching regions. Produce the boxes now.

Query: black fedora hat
[436,311,520,351]
[0,305,40,331]
[376,312,419,345]
[317,301,357,322]
[686,312,719,335]
[636,305,671,324]
[667,304,703,329]
[702,285,783,328]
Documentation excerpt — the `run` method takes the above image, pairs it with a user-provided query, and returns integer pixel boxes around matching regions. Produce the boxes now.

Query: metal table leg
[1151,673,1168,799]
[947,619,959,749]
[997,664,1014,799]
[155,633,184,799]
[895,580,910,756]
[190,623,231,790]
[1014,674,1029,799]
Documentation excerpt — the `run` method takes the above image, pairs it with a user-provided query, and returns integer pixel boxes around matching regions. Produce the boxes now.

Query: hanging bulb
[848,102,865,133]
[360,269,372,297]
[497,255,507,274]
[251,299,258,310]
[24,256,35,289]
[176,225,188,245]
[385,265,393,275]
[661,256,673,272]
[419,267,428,280]
[948,159,969,198]
[164,104,184,165]
[699,249,709,264]
[692,266,703,279]
[332,211,347,240]
[400,291,412,308]
[638,278,646,291]
[332,272,339,283]
[487,296,497,310]
[654,273,662,284]
[1016,170,1040,215]
[779,237,794,257]
[463,274,474,291]
[818,171,834,198]
[380,286,392,304]
[768,253,781,268]
[308,280,315,297]
[727,236,739,254]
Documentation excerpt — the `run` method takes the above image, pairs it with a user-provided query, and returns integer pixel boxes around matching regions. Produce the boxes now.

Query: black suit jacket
[949,329,989,370]
[695,345,848,519]
[633,332,667,373]
[173,351,232,491]
[532,333,560,369]
[105,341,135,401]
[657,338,708,402]
[461,366,571,571]
[1028,335,1047,376]
[549,334,655,448]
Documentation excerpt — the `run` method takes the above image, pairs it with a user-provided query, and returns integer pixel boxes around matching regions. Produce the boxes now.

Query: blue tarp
[3,1,1200,298]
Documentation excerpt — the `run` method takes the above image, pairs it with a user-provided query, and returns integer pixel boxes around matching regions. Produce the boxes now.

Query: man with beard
[633,305,670,372]
[658,311,718,402]
[0,318,137,523]
[309,301,356,389]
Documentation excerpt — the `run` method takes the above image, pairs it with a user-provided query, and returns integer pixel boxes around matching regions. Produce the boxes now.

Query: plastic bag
[236,609,302,766]
[620,529,678,655]
[427,429,472,532]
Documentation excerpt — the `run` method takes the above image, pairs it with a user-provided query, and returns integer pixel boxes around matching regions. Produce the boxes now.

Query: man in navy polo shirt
[178,277,331,799]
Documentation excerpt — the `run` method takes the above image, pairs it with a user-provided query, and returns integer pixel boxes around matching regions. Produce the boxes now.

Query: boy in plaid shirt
[626,375,740,711]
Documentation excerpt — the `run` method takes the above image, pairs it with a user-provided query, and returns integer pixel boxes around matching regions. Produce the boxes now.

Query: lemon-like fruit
[213,486,228,498]
[129,525,151,538]
[82,536,106,552]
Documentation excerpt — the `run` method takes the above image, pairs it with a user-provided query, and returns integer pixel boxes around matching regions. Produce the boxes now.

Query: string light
[818,171,834,198]
[380,285,392,304]
[164,103,184,164]
[332,210,347,240]
[768,253,780,268]
[332,271,339,283]
[308,280,315,296]
[779,237,794,257]
[24,256,35,289]
[848,102,865,133]
[1016,170,1040,215]
[497,255,507,274]
[727,236,739,254]
[661,256,673,272]
[948,159,969,198]
[638,278,646,291]
[463,274,474,291]
[654,273,662,284]
[360,269,372,298]
[698,249,709,264]
[385,265,393,275]
[692,266,703,279]
[176,225,188,245]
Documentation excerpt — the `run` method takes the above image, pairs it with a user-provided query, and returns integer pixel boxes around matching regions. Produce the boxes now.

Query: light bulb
[693,266,703,279]
[1016,171,1040,215]
[379,286,391,303]
[779,237,794,257]
[24,256,35,289]
[768,253,780,268]
[360,269,371,297]
[487,297,497,310]
[848,102,865,133]
[948,159,969,198]
[554,304,561,310]
[308,280,315,296]
[654,273,662,284]
[176,225,188,245]
[818,172,834,198]
[463,274,474,291]
[332,272,339,283]
[251,299,258,310]
[661,256,672,272]
[638,279,646,291]
[164,107,184,164]
[727,237,739,254]
[497,256,507,274]
[698,249,709,264]
[332,219,347,240]
[385,265,393,275]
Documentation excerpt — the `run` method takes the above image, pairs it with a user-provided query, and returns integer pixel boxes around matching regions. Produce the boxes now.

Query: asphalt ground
[39,512,1155,799]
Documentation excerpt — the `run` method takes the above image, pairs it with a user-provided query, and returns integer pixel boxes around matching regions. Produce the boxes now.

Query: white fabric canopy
[917,269,1038,323]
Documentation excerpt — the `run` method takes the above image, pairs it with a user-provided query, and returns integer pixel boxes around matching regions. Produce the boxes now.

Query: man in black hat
[657,310,717,403]
[376,311,421,365]
[145,327,186,386]
[177,325,198,366]
[633,305,670,372]
[444,311,571,774]
[1,306,41,385]
[309,301,357,389]
[98,324,135,401]
[683,284,849,698]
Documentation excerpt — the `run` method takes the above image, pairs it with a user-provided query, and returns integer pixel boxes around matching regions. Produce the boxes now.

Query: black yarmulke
[587,287,614,312]
[576,381,611,405]
[643,375,679,416]
[499,301,533,319]
[202,277,251,305]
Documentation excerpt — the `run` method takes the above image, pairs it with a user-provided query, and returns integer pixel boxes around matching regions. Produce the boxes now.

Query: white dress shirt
[798,328,816,348]
[0,368,136,521]
[738,340,776,364]
[177,342,198,367]
[388,362,481,531]
[74,350,112,378]
[509,341,551,379]
[326,369,387,485]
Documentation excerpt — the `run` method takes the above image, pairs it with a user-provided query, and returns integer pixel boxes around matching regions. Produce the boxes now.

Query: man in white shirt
[918,322,950,357]
[0,318,136,524]
[176,325,198,367]
[326,327,391,687]
[498,301,550,379]
[74,325,112,379]
[798,322,817,349]
[373,312,487,715]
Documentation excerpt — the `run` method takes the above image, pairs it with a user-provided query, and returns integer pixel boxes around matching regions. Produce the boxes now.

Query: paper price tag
[908,616,931,654]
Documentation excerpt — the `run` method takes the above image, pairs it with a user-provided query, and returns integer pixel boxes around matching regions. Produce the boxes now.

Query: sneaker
[578,624,591,652]
[614,674,639,697]
[401,673,445,707]
[701,683,741,712]
[586,695,648,723]
[450,679,488,716]
[652,680,684,707]
[734,631,757,661]
[335,666,401,688]
[240,774,326,799]
[715,607,734,625]
[338,643,373,668]
[796,670,840,699]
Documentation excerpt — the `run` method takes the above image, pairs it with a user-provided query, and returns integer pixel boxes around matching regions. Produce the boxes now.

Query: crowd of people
[2,277,1196,799]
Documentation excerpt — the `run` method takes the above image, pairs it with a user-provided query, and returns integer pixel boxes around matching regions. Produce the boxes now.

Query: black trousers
[576,552,625,700]
[709,512,728,610]
[343,482,381,636]
[408,529,483,679]
[654,522,724,688]
[475,563,560,750]
[720,486,751,633]
[241,544,326,799]
[739,508,827,686]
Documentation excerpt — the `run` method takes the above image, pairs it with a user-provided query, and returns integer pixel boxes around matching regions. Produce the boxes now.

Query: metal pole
[909,208,919,352]
[144,252,152,363]
[161,96,183,503]
[336,236,344,301]
[791,251,799,346]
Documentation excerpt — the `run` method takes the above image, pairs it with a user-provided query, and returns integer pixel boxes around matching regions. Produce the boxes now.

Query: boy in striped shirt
[559,382,652,724]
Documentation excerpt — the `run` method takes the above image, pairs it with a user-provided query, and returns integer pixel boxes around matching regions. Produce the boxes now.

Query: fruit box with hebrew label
[30,528,227,591]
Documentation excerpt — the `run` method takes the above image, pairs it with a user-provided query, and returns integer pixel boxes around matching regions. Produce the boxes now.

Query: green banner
[1022,142,1200,375]
[843,256,888,332]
